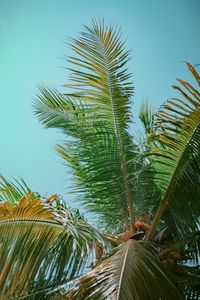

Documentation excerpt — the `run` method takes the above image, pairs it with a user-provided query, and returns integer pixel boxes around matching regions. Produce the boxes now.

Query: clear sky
[0,0,199,204]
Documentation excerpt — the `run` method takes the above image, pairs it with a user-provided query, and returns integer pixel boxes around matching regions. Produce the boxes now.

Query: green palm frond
[139,100,155,138]
[146,63,200,239]
[0,191,103,299]
[0,175,31,203]
[65,19,136,231]
[54,239,182,300]
[34,88,131,230]
[65,19,134,126]
[34,19,138,232]
[134,101,161,219]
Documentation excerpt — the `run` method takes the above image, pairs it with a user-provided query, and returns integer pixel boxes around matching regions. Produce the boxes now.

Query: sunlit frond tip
[0,191,104,299]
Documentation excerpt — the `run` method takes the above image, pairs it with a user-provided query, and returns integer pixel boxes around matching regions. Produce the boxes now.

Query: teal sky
[0,0,199,203]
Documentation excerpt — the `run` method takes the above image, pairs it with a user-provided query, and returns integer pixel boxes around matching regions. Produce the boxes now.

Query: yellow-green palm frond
[0,192,54,220]
[0,188,104,299]
[146,63,200,239]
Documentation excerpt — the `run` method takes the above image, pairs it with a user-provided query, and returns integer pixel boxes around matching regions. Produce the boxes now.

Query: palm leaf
[139,100,155,138]
[34,19,137,232]
[34,88,132,230]
[0,175,31,203]
[53,239,182,300]
[65,19,136,231]
[0,192,103,299]
[146,63,200,239]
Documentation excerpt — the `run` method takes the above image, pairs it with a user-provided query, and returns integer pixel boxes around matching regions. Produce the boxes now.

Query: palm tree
[0,19,200,299]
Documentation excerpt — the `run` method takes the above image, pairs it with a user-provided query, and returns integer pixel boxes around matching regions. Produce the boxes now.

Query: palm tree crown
[0,19,200,299]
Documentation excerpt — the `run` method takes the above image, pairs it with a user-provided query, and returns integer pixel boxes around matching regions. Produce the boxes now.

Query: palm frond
[65,18,136,231]
[139,100,155,137]
[146,63,200,239]
[54,239,182,300]
[34,18,138,233]
[0,174,31,203]
[0,192,103,299]
[65,19,134,126]
[34,88,132,230]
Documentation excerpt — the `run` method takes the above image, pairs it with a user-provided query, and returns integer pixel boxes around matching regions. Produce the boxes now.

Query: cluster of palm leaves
[0,19,200,299]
